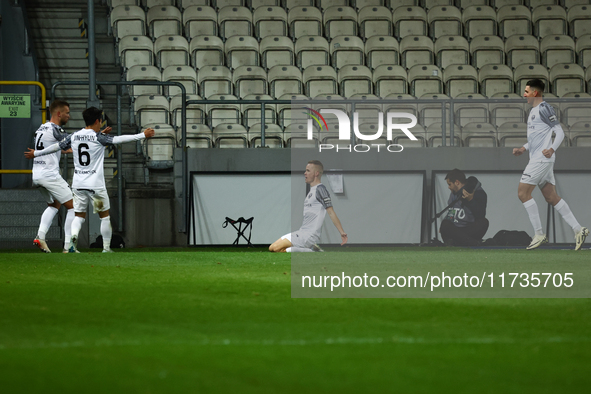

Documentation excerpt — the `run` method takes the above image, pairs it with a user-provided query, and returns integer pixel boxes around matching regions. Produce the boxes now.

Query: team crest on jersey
[308,193,312,198]
[531,115,535,120]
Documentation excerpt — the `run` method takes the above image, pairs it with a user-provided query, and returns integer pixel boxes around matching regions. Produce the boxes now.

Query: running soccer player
[30,100,77,253]
[513,79,588,250]
[269,160,347,252]
[26,107,155,253]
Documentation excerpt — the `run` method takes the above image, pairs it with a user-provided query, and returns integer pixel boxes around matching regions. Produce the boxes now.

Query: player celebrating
[513,79,588,250]
[26,107,155,253]
[30,99,77,253]
[269,160,347,252]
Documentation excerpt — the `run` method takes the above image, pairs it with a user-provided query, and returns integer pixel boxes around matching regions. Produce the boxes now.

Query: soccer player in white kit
[513,79,588,250]
[269,160,347,252]
[27,107,155,253]
[30,100,76,253]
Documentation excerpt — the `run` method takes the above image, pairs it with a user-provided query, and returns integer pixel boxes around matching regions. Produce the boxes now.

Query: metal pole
[441,101,446,147]
[182,90,188,233]
[260,102,266,147]
[117,85,123,232]
[449,99,455,147]
[350,102,356,146]
[86,0,99,108]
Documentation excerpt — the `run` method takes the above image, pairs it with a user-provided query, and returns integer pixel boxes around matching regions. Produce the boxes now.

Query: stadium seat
[457,0,489,9]
[179,0,210,11]
[260,36,294,70]
[541,35,576,69]
[303,65,338,96]
[400,36,434,69]
[576,34,591,69]
[312,94,347,120]
[110,5,146,39]
[491,0,525,9]
[393,6,427,39]
[253,6,288,39]
[183,123,213,149]
[147,6,182,39]
[526,0,559,9]
[383,94,418,125]
[532,5,567,38]
[427,122,462,146]
[434,35,469,70]
[350,93,386,144]
[358,6,393,40]
[146,0,176,8]
[462,122,498,147]
[318,0,348,11]
[365,36,399,70]
[215,0,246,9]
[330,36,365,69]
[206,94,241,127]
[118,35,154,69]
[373,65,408,97]
[218,6,253,39]
[563,0,590,9]
[478,64,513,97]
[587,67,591,92]
[514,64,549,93]
[469,35,504,70]
[183,6,218,38]
[144,124,176,168]
[505,35,540,69]
[489,93,526,126]
[418,93,449,127]
[353,0,388,10]
[134,95,170,126]
[288,6,323,39]
[559,92,591,127]
[171,93,205,128]
[338,65,373,97]
[277,93,308,128]
[190,36,224,69]
[409,64,443,96]
[109,0,140,7]
[498,121,528,147]
[567,5,591,39]
[428,6,462,39]
[241,94,276,128]
[154,35,189,70]
[454,93,489,127]
[198,65,233,97]
[232,66,268,98]
[249,0,281,9]
[497,5,532,39]
[213,124,249,147]
[127,65,162,96]
[569,121,591,146]
[224,36,260,69]
[443,64,478,97]
[295,35,329,69]
[268,65,303,97]
[424,0,454,9]
[285,122,318,148]
[162,65,198,96]
[388,0,420,9]
[462,5,497,40]
[284,0,315,11]
[323,6,358,40]
[549,63,585,97]
[394,124,427,147]
[249,123,284,148]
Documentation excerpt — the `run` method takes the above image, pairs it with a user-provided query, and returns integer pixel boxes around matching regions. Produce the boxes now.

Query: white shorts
[73,188,110,213]
[33,177,73,204]
[281,230,317,249]
[520,161,555,188]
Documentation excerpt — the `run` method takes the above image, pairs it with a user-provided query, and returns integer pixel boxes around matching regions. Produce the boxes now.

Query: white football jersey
[526,101,560,163]
[32,122,68,181]
[300,183,333,239]
[64,129,115,189]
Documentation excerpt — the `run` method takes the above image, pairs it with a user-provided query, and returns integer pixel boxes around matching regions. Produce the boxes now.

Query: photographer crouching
[440,169,489,246]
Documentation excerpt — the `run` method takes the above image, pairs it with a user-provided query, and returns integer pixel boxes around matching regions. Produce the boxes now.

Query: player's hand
[542,148,555,158]
[143,128,155,138]
[24,148,35,159]
[101,126,112,134]
[462,189,474,201]
[513,147,525,156]
[340,233,348,246]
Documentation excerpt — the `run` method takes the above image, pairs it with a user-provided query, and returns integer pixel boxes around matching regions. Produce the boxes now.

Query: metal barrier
[0,81,46,123]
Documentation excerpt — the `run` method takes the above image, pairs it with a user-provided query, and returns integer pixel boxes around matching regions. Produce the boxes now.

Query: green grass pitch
[0,247,590,393]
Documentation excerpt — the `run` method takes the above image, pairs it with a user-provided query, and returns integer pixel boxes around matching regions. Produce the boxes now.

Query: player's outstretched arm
[108,128,155,145]
[24,143,61,159]
[326,207,348,245]
[513,146,526,156]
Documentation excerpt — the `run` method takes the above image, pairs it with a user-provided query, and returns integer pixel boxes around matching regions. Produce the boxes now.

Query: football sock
[63,209,75,250]
[37,206,59,240]
[100,216,112,251]
[71,216,85,240]
[289,247,314,252]
[554,199,582,233]
[523,199,544,236]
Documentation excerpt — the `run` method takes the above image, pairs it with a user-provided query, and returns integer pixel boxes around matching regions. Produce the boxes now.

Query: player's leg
[69,189,88,253]
[541,182,588,250]
[269,234,292,253]
[33,184,60,253]
[62,199,75,253]
[288,247,315,252]
[518,181,547,249]
[98,208,113,253]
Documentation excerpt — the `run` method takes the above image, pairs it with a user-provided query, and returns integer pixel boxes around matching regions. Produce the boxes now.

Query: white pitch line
[1,336,590,350]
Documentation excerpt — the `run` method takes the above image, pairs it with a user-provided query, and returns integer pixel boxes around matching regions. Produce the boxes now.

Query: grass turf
[0,247,590,393]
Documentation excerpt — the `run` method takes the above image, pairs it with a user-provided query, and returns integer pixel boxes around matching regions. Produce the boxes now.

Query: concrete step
[0,189,47,201]
[30,28,89,39]
[0,202,54,215]
[0,226,61,240]
[0,215,58,227]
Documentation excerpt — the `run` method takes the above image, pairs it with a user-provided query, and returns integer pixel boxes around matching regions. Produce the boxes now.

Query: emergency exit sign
[0,94,31,118]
